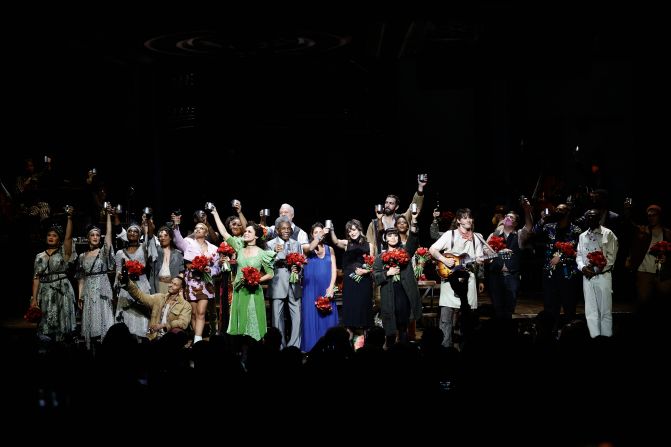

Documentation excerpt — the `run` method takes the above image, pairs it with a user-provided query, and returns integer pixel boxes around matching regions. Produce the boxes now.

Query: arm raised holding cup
[326,220,348,251]
[365,174,427,256]
[230,199,248,230]
[211,203,276,341]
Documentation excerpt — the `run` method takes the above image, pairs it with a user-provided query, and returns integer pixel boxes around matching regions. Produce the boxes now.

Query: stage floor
[1,292,637,337]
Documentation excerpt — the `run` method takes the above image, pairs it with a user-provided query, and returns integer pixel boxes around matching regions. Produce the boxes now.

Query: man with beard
[366,175,427,256]
[521,201,583,330]
[121,274,191,341]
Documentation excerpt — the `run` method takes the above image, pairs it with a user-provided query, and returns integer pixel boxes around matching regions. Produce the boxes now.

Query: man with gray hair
[261,203,309,244]
[266,216,303,348]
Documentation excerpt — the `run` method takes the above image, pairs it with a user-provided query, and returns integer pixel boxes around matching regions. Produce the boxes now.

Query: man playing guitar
[429,208,487,349]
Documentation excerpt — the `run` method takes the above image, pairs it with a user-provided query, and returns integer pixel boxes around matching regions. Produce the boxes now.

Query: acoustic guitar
[435,250,512,279]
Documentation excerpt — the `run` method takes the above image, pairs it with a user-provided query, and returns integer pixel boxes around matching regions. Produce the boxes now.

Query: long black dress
[341,240,373,328]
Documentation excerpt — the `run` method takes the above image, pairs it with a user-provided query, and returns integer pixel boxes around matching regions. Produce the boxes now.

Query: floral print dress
[33,246,77,340]
[77,244,115,347]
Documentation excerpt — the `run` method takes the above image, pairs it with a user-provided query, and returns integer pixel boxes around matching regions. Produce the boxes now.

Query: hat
[47,223,64,240]
[383,227,400,239]
[647,204,662,214]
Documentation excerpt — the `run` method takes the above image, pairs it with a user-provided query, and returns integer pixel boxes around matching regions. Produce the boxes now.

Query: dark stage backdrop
[3,5,663,314]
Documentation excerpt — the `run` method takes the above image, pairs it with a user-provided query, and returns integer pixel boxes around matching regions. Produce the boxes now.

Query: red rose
[24,306,43,323]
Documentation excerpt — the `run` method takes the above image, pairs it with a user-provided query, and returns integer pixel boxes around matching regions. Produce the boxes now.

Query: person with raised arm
[30,206,77,342]
[212,205,275,341]
[330,219,374,342]
[366,174,427,256]
[171,212,220,344]
[300,222,338,352]
[77,204,115,348]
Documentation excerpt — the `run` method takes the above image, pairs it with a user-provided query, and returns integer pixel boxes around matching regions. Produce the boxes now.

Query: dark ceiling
[13,2,630,138]
[5,2,661,227]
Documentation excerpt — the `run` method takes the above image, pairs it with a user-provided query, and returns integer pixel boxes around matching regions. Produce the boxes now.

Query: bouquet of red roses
[488,236,507,253]
[240,266,262,290]
[381,249,410,282]
[649,240,671,272]
[554,241,577,258]
[190,255,213,283]
[217,242,236,272]
[552,242,576,273]
[350,254,376,283]
[414,247,431,279]
[286,252,307,283]
[24,305,42,323]
[587,250,607,272]
[649,240,671,257]
[125,260,145,280]
[315,285,339,314]
[315,296,332,314]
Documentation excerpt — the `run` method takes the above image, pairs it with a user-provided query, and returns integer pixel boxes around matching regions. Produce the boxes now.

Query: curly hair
[224,215,243,236]
[157,226,178,249]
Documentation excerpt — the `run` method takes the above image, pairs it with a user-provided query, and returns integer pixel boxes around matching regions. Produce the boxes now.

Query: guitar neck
[445,251,500,265]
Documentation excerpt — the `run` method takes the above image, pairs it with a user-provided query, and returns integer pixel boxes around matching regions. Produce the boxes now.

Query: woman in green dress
[212,206,275,340]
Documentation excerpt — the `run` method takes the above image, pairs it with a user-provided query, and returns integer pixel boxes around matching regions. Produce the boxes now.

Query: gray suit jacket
[266,237,303,300]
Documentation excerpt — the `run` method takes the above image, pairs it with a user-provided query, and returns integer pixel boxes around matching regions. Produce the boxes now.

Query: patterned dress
[77,245,115,348]
[172,230,220,301]
[33,246,77,340]
[114,247,150,338]
[226,237,275,341]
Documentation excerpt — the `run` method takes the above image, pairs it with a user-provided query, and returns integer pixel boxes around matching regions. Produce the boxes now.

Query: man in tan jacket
[123,275,192,340]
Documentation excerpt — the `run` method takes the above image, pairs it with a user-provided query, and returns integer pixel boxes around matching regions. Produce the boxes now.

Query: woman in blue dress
[300,222,338,352]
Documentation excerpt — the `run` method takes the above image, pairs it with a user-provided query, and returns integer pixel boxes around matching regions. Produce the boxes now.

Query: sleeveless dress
[341,241,373,328]
[300,245,338,352]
